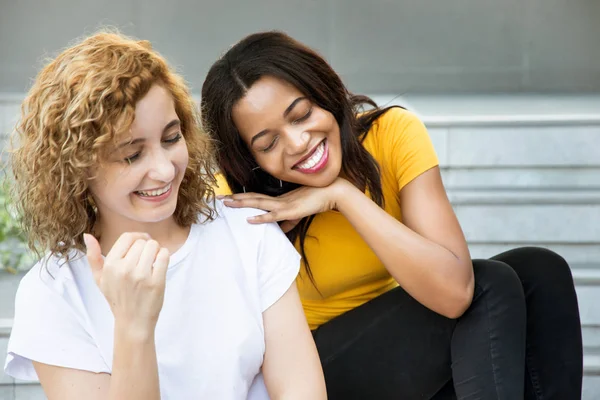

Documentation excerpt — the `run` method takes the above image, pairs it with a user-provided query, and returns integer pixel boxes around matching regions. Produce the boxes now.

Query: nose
[147,147,176,183]
[283,127,310,156]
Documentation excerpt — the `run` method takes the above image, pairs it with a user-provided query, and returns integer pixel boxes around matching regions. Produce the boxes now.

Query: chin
[294,174,337,188]
[145,214,176,224]
[141,204,178,223]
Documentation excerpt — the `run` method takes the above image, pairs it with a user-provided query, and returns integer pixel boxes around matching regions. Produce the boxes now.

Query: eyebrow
[250,97,307,147]
[118,119,181,148]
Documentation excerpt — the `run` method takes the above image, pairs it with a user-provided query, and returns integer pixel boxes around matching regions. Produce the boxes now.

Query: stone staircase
[1,94,599,399]
[386,94,600,399]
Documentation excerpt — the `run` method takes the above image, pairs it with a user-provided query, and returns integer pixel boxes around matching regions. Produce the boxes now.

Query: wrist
[115,320,156,344]
[331,178,356,212]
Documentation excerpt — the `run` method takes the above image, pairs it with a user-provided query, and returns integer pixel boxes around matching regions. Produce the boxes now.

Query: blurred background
[1,0,599,398]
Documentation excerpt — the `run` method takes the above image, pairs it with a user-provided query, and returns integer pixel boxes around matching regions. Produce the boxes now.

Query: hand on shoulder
[218,177,352,231]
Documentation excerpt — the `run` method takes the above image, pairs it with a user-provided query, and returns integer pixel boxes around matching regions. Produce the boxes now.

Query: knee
[472,259,525,302]
[492,246,574,287]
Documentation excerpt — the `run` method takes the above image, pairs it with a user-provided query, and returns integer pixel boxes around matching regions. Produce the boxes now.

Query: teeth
[137,183,171,197]
[297,142,325,170]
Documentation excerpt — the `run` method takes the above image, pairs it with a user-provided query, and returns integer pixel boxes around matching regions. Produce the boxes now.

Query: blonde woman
[3,31,326,400]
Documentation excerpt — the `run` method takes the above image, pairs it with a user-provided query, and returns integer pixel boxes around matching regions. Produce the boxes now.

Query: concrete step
[575,269,600,286]
[585,345,600,400]
[448,189,600,205]
[0,383,45,400]
[442,167,600,191]
[0,318,11,337]
[584,376,600,400]
[586,350,600,376]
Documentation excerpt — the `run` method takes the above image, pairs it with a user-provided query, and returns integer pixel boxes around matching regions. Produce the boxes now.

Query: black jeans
[311,247,583,400]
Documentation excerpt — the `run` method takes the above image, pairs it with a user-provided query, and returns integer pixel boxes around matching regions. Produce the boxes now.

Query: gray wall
[1,0,600,95]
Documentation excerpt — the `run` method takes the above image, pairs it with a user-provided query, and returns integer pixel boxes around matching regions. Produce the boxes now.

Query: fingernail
[247,216,256,222]
[216,195,226,199]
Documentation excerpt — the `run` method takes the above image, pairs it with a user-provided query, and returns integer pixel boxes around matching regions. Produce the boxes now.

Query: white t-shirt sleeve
[257,221,301,312]
[4,265,109,381]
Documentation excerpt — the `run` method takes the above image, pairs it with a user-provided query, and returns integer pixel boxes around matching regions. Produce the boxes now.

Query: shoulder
[368,107,426,140]
[6,251,109,381]
[214,198,266,219]
[206,201,297,261]
[376,106,421,124]
[11,251,91,324]
[209,200,268,232]
[362,107,433,165]
[200,201,300,311]
[201,200,271,251]
[16,251,84,299]
[212,203,301,312]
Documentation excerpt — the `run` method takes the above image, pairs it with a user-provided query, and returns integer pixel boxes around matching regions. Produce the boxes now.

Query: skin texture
[89,84,191,253]
[224,76,475,319]
[232,76,342,189]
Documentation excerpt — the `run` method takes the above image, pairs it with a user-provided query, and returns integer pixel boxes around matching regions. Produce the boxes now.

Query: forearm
[108,323,161,400]
[335,181,473,318]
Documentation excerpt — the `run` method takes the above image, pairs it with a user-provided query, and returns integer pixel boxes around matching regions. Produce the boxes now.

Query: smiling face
[232,76,342,188]
[88,84,189,232]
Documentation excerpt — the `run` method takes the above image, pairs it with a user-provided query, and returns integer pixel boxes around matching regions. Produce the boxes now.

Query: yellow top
[214,108,439,329]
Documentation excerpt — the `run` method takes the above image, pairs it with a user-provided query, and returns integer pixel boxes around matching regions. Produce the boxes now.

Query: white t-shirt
[4,202,301,399]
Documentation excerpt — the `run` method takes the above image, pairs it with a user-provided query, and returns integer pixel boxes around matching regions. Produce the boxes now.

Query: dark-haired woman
[202,31,583,400]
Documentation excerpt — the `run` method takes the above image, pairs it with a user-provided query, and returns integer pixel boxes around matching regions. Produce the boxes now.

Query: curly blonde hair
[9,30,216,260]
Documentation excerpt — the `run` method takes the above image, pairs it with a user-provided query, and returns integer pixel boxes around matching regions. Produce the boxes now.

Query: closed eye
[164,132,182,144]
[293,108,312,125]
[260,136,279,153]
[123,132,182,163]
[124,152,141,163]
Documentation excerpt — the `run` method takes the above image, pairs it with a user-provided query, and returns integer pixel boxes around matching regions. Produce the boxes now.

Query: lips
[293,140,328,174]
[135,182,172,197]
[293,140,326,170]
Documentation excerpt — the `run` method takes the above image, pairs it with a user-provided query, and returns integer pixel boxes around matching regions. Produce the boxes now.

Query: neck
[95,216,190,256]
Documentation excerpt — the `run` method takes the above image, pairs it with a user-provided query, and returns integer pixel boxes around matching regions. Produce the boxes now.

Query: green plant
[0,183,35,273]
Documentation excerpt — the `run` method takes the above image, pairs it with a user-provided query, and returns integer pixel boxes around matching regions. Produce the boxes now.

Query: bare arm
[224,167,472,318]
[262,283,327,399]
[333,168,473,318]
[33,326,160,400]
[226,169,473,318]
